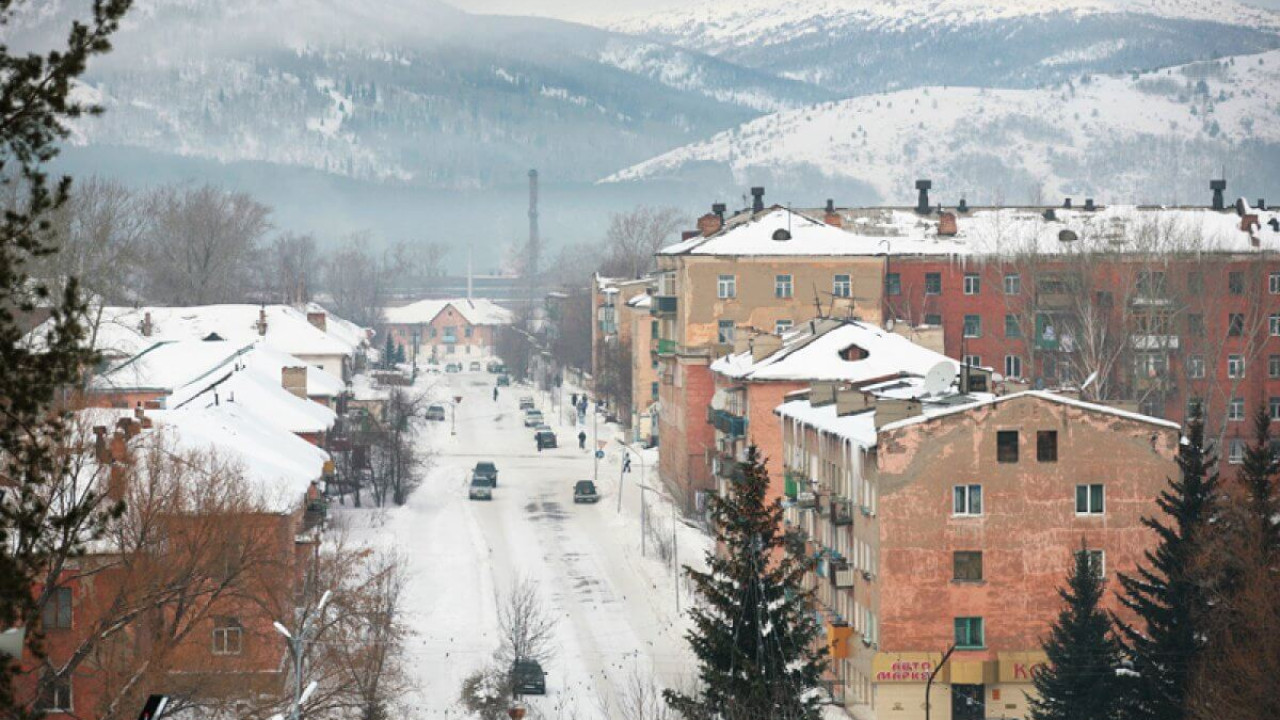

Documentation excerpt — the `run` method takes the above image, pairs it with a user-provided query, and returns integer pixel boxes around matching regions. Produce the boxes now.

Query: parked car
[535,429,557,450]
[511,659,546,695]
[493,363,507,374]
[445,363,462,373]
[573,480,599,504]
[469,361,482,371]
[497,375,511,387]
[469,475,494,501]
[473,461,498,486]
[425,404,447,421]
[523,410,544,427]
[518,396,536,411]
[486,361,500,373]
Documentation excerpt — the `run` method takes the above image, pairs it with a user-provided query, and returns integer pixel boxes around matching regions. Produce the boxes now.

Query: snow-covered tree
[665,445,825,720]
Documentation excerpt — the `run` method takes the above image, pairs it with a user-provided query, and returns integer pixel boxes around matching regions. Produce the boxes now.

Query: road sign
[595,450,605,459]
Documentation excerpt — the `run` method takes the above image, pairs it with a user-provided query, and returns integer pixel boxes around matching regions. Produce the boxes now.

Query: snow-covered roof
[383,298,514,326]
[40,304,357,361]
[877,389,1182,434]
[166,350,337,436]
[712,318,957,383]
[305,302,371,349]
[776,396,880,446]
[660,203,1280,259]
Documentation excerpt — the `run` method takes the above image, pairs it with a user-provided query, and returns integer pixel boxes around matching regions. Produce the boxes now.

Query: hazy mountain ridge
[608,0,1280,96]
[603,50,1280,206]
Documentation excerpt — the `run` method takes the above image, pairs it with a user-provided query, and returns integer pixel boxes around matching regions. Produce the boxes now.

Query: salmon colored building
[777,388,1179,720]
[382,298,512,362]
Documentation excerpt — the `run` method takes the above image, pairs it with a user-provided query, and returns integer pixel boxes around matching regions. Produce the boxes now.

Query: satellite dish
[922,362,957,396]
[1058,229,1078,243]
[772,228,792,241]
[1081,370,1099,391]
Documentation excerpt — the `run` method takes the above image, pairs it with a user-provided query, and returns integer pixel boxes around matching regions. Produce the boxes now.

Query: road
[338,366,706,719]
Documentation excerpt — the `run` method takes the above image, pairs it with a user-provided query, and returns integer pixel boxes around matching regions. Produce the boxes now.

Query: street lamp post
[273,590,331,720]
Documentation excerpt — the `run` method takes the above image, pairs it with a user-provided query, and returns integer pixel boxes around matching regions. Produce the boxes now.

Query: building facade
[382,298,512,361]
[777,390,1180,720]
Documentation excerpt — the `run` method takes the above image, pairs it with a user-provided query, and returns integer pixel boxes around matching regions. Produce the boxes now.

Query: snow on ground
[334,364,710,718]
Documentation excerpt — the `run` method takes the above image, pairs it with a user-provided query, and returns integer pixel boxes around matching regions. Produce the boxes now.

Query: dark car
[468,476,494,501]
[535,430,557,450]
[518,396,535,411]
[474,461,498,486]
[497,375,511,387]
[573,480,599,504]
[511,659,546,695]
[425,404,446,421]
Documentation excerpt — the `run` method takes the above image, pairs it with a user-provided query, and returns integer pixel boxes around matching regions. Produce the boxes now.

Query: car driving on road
[469,361,482,371]
[518,396,535,411]
[511,659,546,695]
[523,409,544,427]
[535,429,557,450]
[473,461,498,486]
[573,480,599,504]
[425,404,446,421]
[469,475,494,500]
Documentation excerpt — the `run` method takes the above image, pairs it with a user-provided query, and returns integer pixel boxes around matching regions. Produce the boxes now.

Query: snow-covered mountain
[608,0,1280,96]
[603,50,1280,206]
[13,0,829,190]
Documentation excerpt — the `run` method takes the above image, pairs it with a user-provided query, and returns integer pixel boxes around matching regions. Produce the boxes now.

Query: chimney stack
[750,187,765,213]
[1270,218,1280,232]
[307,311,327,333]
[1211,179,1227,211]
[1236,198,1247,217]
[93,426,109,463]
[712,202,726,222]
[257,307,268,336]
[938,212,958,236]
[1043,209,1057,221]
[915,179,932,214]
[141,311,153,338]
[957,197,969,213]
[824,199,843,228]
[697,211,723,237]
[1084,198,1096,211]
[282,366,308,399]
[1258,198,1267,211]
[1063,198,1072,209]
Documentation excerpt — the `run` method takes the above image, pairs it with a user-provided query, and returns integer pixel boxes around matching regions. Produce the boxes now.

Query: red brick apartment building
[654,181,1277,508]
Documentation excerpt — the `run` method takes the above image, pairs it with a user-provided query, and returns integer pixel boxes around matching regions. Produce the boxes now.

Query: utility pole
[924,644,958,720]
[592,399,599,482]
[273,590,331,720]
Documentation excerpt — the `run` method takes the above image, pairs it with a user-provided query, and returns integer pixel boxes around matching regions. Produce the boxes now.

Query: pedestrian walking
[578,430,587,450]
[493,387,499,401]
[622,454,631,473]
[571,392,578,406]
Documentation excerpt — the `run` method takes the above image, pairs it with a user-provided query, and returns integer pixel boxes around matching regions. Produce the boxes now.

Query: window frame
[717,320,736,344]
[1229,271,1244,295]
[924,313,943,326]
[963,273,980,295]
[1228,438,1246,465]
[997,430,1019,463]
[954,617,985,650]
[717,274,737,299]
[1075,483,1105,515]
[1036,430,1058,463]
[832,274,851,298]
[952,484,983,516]
[42,587,72,631]
[1228,313,1245,337]
[211,617,244,656]
[924,273,942,296]
[1187,354,1206,379]
[1003,273,1021,295]
[962,354,981,368]
[1228,354,1246,379]
[1075,549,1106,579]
[1271,354,1280,379]
[963,314,982,338]
[1004,355,1023,378]
[1004,314,1022,339]
[1228,396,1245,422]
[36,674,73,713]
[952,551,983,583]
[774,319,793,335]
[886,272,902,296]
[774,274,793,299]
[1271,272,1280,295]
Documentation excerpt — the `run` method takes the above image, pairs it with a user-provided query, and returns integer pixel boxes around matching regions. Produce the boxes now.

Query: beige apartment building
[591,275,653,434]
[776,386,1179,720]
[623,292,660,444]
[654,195,886,511]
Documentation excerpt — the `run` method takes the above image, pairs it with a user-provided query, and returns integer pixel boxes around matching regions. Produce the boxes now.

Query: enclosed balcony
[708,407,745,437]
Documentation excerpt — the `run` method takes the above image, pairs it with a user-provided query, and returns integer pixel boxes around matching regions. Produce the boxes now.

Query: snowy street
[337,366,709,719]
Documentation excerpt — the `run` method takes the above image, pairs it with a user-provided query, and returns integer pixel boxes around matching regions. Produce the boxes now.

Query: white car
[523,410,544,427]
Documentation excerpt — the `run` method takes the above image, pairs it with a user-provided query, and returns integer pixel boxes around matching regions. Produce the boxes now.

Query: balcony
[784,472,801,500]
[831,498,854,526]
[654,338,676,356]
[1131,335,1180,351]
[830,560,855,589]
[708,408,746,437]
[651,296,678,316]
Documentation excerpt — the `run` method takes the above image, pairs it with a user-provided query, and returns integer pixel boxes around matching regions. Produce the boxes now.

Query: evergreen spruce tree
[665,445,825,720]
[395,343,406,364]
[383,333,395,368]
[1113,416,1219,720]
[0,1,134,714]
[1238,408,1280,555]
[1029,541,1123,720]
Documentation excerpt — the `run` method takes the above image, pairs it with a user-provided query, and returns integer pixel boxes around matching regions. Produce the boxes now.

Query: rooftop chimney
[750,187,765,213]
[712,202,726,221]
[307,311,327,333]
[957,197,969,213]
[1084,198,1096,211]
[1270,218,1280,232]
[1236,198,1247,216]
[1063,198,1073,209]
[93,426,109,463]
[282,366,308,399]
[915,179,932,214]
[697,212,723,237]
[1211,179,1227,211]
[824,199,843,228]
[1043,209,1057,221]
[938,212,958,236]
[257,307,268,336]
[1258,198,1267,211]
[141,311,153,338]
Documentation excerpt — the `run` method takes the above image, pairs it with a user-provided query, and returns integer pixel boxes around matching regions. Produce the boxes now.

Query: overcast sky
[452,0,1280,23]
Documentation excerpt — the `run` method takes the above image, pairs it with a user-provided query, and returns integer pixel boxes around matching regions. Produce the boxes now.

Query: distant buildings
[382,298,513,362]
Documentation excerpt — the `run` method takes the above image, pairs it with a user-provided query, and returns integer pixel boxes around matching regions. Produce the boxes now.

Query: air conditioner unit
[861,570,874,581]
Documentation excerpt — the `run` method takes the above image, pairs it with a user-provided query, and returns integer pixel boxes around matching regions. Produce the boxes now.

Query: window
[997,431,1019,463]
[1228,354,1245,379]
[954,617,985,649]
[886,273,901,296]
[36,675,72,713]
[774,274,793,299]
[963,274,981,295]
[1004,273,1021,295]
[1075,549,1106,579]
[1037,431,1058,462]
[1004,355,1023,378]
[1229,397,1245,421]
[1136,270,1166,298]
[925,273,942,295]
[1076,484,1105,514]
[651,382,658,401]
[1188,271,1204,294]
[651,320,658,339]
[717,274,736,299]
[953,484,982,516]
[774,319,793,335]
[1228,313,1245,337]
[42,587,71,630]
[953,552,983,582]
[1270,397,1280,421]
[1187,397,1204,419]
[212,617,243,655]
[963,314,981,338]
[1135,354,1168,381]
[1140,398,1164,418]
[717,320,735,344]
[464,326,473,338]
[832,274,851,298]
[1272,354,1280,379]
[1271,272,1280,294]
[924,313,942,326]
[1229,438,1246,465]
[963,354,981,368]
[1005,314,1022,338]
[1229,271,1244,295]
[1271,314,1280,337]
[1187,355,1205,379]
[1188,314,1205,337]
